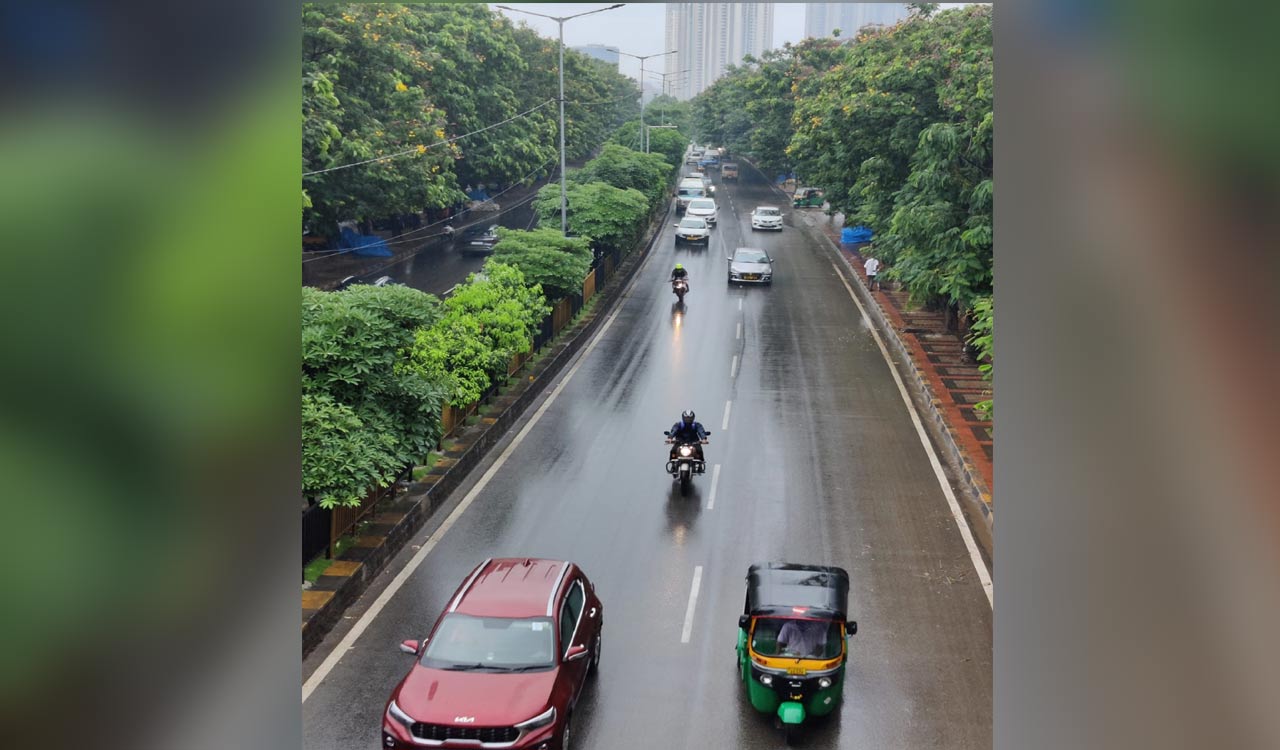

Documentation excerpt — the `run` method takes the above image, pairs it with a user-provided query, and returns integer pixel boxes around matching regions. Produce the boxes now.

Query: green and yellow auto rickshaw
[792,186,825,208]
[737,562,856,743]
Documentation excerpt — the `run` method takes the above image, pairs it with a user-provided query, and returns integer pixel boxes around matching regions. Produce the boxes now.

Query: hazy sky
[491,3,974,86]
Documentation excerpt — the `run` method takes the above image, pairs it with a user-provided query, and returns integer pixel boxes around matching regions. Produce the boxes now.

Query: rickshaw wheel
[783,722,801,746]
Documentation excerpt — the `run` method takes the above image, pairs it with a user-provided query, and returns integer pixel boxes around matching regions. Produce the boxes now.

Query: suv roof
[451,558,571,618]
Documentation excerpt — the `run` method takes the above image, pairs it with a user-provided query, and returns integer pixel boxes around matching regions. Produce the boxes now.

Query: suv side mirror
[399,639,420,654]
[565,645,589,662]
[846,621,857,636]
[738,615,751,630]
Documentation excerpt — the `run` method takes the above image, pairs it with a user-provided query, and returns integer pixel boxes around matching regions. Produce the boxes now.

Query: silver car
[727,247,773,284]
[674,216,711,246]
[750,205,783,231]
[686,197,718,226]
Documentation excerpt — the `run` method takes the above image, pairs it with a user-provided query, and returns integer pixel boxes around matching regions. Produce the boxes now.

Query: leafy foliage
[301,285,447,507]
[489,227,593,302]
[573,144,674,210]
[408,262,549,406]
[302,4,639,233]
[967,295,993,419]
[533,181,651,257]
[609,122,687,173]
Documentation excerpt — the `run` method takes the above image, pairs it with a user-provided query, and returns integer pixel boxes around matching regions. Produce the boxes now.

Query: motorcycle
[672,277,689,303]
[664,431,710,495]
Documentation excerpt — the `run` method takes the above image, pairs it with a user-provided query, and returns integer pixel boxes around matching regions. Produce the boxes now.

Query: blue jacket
[669,420,707,443]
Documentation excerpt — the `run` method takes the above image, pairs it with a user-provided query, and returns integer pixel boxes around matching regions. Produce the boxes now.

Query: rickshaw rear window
[751,618,842,660]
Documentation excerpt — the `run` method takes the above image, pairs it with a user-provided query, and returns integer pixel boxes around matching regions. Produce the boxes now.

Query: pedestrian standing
[864,256,882,291]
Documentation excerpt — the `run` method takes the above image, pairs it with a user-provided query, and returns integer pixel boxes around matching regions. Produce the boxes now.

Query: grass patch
[303,534,356,583]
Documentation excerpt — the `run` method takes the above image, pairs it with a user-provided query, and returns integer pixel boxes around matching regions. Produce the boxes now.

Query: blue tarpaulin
[841,226,874,244]
[339,226,393,257]
[466,187,491,201]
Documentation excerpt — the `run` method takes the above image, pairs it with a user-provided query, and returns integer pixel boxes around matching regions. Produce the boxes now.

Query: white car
[686,198,718,226]
[750,205,783,231]
[673,216,711,246]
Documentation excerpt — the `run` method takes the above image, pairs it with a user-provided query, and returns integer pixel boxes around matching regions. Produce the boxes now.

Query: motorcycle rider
[669,263,689,284]
[666,410,709,462]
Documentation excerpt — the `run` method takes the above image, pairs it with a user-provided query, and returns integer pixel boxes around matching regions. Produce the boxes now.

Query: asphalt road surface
[302,164,993,749]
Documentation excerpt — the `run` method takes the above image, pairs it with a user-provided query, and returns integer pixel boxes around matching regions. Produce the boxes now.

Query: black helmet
[681,410,695,424]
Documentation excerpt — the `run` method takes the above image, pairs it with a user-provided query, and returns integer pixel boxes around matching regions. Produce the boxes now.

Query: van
[721,162,739,181]
[676,184,707,213]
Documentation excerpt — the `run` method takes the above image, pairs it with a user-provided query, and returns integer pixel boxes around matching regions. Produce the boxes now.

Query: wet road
[372,194,542,297]
[303,165,993,749]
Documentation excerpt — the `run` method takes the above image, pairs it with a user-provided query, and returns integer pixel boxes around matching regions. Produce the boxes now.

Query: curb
[302,194,672,658]
[742,158,994,563]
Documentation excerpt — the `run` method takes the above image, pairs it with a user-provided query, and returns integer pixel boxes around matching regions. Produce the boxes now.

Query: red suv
[382,558,604,750]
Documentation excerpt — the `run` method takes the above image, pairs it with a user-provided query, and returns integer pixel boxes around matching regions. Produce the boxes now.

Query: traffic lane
[302,208,748,750]
[683,182,991,748]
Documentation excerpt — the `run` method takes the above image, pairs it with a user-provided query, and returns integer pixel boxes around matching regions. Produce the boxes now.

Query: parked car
[382,558,603,750]
[674,216,711,247]
[686,197,719,226]
[456,223,500,255]
[721,162,739,181]
[750,206,783,231]
[728,246,774,284]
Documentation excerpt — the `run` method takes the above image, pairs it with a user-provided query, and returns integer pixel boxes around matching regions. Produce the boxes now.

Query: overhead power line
[304,99,556,177]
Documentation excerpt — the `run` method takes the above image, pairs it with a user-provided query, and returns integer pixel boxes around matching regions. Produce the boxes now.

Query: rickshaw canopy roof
[745,562,849,620]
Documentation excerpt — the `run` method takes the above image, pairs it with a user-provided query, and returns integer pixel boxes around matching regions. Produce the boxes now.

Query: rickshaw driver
[777,618,828,658]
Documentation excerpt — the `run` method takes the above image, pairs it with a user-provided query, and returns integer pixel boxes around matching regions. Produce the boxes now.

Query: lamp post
[645,68,689,125]
[496,4,625,236]
[619,49,676,153]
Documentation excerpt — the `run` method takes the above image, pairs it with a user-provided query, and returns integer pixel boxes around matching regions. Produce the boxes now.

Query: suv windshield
[750,617,842,660]
[421,614,555,671]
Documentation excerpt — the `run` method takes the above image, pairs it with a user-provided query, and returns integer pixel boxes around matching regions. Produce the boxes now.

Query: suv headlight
[515,706,557,731]
[387,700,414,729]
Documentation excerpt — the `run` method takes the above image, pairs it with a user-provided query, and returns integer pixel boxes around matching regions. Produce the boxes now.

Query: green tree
[575,143,674,209]
[966,295,993,419]
[301,285,447,507]
[534,181,650,256]
[489,227,593,301]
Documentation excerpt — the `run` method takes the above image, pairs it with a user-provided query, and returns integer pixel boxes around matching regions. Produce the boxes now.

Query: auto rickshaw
[792,187,825,208]
[737,562,856,743]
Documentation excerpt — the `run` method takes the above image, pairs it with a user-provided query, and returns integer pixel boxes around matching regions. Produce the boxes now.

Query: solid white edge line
[721,400,732,431]
[828,259,994,608]
[303,258,638,703]
[730,354,739,378]
[707,464,722,510]
[680,566,704,643]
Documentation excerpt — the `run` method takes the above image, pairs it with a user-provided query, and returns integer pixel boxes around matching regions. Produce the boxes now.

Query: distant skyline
[493,4,975,87]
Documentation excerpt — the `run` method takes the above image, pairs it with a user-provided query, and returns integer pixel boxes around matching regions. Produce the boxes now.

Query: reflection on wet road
[303,166,992,750]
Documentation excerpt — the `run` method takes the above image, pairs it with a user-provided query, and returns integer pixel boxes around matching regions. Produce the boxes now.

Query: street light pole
[619,49,676,153]
[496,4,625,236]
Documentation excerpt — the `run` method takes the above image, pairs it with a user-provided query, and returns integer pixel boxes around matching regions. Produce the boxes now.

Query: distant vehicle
[750,206,783,231]
[686,148,704,165]
[676,181,712,213]
[673,216,711,247]
[372,276,399,287]
[728,247,774,285]
[792,187,825,208]
[721,162,739,181]
[698,154,720,170]
[382,558,603,750]
[456,223,500,255]
[334,275,363,291]
[686,197,719,226]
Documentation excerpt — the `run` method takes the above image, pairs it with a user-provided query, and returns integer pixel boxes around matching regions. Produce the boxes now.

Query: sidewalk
[804,209,994,539]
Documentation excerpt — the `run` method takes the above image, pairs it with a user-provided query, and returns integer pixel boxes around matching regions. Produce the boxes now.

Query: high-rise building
[803,3,910,40]
[664,3,774,100]
[571,44,620,68]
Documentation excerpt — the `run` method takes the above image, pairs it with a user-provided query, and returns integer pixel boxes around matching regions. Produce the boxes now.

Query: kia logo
[454,716,475,723]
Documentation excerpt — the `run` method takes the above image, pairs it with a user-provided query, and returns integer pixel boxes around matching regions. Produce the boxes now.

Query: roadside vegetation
[691,4,993,408]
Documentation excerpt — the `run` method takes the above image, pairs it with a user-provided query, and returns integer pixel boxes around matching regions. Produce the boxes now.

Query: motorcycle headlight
[759,674,773,686]
[818,677,833,689]
[679,446,693,456]
[387,700,414,729]
[514,706,557,731]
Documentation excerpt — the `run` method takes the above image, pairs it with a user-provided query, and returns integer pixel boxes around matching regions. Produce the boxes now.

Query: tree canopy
[489,227,594,302]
